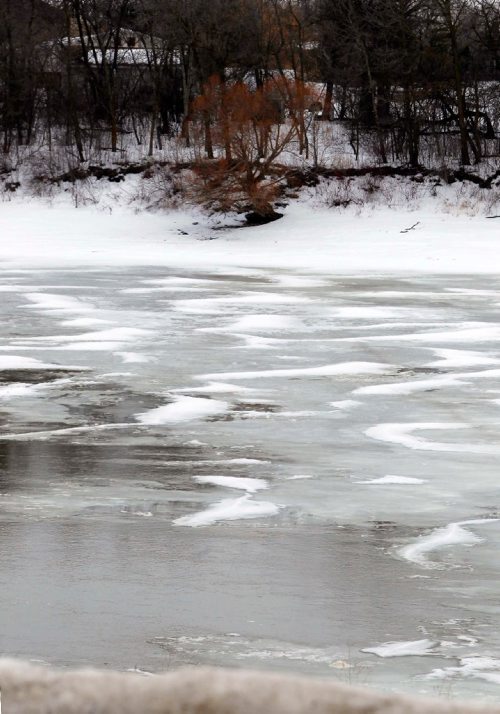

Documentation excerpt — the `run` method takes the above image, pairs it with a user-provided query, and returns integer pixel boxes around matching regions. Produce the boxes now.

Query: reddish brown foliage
[189,75,320,216]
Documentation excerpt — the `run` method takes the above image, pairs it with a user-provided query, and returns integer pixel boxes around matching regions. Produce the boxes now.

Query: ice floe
[193,476,268,492]
[0,356,85,371]
[366,422,500,454]
[232,334,287,350]
[355,374,463,396]
[141,276,219,286]
[60,317,113,327]
[424,348,500,368]
[357,475,426,485]
[172,293,310,314]
[426,656,500,685]
[356,367,500,396]
[173,494,280,527]
[115,352,155,363]
[172,382,260,395]
[270,275,327,288]
[26,327,152,344]
[330,306,410,320]
[362,639,438,658]
[136,396,230,425]
[399,518,500,568]
[347,324,500,343]
[328,400,362,409]
[197,362,393,381]
[122,286,213,294]
[22,292,94,313]
[0,423,131,440]
[217,315,302,332]
[0,377,74,399]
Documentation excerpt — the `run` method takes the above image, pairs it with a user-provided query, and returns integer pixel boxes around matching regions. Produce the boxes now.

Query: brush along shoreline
[1,659,500,714]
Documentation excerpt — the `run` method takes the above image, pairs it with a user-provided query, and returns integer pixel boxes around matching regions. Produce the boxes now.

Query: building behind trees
[2,0,500,170]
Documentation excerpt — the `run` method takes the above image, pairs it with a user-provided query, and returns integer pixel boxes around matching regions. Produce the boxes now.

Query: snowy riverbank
[0,193,499,273]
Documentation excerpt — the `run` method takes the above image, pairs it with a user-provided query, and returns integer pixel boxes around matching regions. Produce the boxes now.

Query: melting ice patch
[61,317,113,327]
[0,377,76,400]
[172,293,310,314]
[22,292,94,313]
[426,656,500,685]
[0,356,86,371]
[141,276,219,286]
[344,324,500,343]
[330,306,410,320]
[329,400,361,409]
[194,476,268,493]
[13,327,154,354]
[0,383,42,399]
[173,382,261,395]
[271,274,327,288]
[115,352,155,363]
[178,469,277,526]
[357,475,426,485]
[216,314,302,333]
[26,327,151,344]
[122,286,213,294]
[445,288,500,296]
[197,362,393,381]
[154,632,345,668]
[0,423,131,441]
[136,396,230,425]
[356,367,500,397]
[362,639,438,658]
[173,494,280,527]
[366,422,500,455]
[399,518,500,568]
[355,374,464,396]
[205,458,270,465]
[424,348,500,368]
[232,334,287,350]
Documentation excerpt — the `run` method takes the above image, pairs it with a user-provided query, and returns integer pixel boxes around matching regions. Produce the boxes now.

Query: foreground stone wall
[1,659,499,714]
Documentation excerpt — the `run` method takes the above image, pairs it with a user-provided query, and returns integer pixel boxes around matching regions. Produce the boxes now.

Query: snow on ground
[1,194,500,273]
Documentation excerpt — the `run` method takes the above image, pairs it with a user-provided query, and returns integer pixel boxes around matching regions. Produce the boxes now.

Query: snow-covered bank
[0,197,499,273]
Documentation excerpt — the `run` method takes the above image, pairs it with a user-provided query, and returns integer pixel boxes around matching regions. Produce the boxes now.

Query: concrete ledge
[0,659,498,714]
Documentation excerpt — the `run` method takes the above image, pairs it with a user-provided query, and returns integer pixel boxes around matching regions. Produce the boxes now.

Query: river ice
[1,268,500,700]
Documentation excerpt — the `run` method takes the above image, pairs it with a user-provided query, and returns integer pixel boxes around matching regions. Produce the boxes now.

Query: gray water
[1,268,500,701]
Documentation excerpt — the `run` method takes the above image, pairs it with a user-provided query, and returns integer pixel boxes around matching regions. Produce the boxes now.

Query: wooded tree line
[2,0,500,167]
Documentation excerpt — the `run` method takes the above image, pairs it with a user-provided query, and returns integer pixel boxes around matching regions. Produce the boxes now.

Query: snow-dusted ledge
[1,660,499,714]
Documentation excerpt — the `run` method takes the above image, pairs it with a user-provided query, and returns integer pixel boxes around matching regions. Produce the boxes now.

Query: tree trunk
[322,80,333,120]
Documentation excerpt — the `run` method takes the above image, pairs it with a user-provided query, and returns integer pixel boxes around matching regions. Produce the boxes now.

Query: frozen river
[1,266,500,700]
